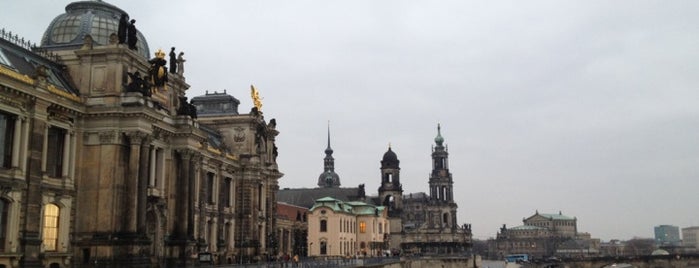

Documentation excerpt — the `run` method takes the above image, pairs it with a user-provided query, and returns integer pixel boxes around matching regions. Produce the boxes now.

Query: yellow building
[307,197,389,257]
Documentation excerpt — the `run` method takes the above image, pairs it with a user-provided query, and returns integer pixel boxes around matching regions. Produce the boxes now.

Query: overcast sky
[2,0,698,241]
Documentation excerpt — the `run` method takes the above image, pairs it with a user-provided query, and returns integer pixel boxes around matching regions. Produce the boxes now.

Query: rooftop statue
[117,14,128,44]
[250,85,263,111]
[169,47,177,74]
[177,52,185,76]
[148,49,169,90]
[127,19,138,50]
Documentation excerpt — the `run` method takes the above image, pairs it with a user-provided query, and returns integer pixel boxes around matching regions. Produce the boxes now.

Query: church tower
[317,123,341,187]
[429,124,459,228]
[378,145,403,214]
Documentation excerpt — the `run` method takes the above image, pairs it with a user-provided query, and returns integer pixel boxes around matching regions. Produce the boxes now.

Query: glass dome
[40,0,150,58]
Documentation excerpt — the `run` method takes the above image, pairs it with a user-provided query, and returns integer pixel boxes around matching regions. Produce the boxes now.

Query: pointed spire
[325,121,333,155]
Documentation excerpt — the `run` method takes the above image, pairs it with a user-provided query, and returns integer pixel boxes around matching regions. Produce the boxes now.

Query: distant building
[306,197,389,257]
[275,202,308,256]
[279,124,472,256]
[655,225,681,246]
[682,226,699,251]
[489,211,599,259]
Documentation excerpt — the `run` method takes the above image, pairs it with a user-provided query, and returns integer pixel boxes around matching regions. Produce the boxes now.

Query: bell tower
[429,124,459,228]
[317,122,340,187]
[378,145,403,214]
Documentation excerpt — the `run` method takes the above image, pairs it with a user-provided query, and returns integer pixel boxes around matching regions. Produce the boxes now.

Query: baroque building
[0,1,281,267]
[380,125,471,255]
[488,211,600,259]
[306,197,388,257]
[278,124,471,257]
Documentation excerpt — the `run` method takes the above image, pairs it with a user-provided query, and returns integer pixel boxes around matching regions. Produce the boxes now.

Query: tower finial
[325,121,333,155]
[435,123,444,146]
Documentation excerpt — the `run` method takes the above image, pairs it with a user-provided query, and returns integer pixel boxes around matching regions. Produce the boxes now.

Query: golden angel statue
[250,85,263,111]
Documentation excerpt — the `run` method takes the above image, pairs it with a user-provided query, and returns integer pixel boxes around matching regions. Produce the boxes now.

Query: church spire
[318,121,340,188]
[325,121,333,155]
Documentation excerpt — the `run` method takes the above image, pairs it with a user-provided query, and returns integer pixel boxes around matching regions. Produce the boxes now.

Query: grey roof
[0,37,79,98]
[191,90,240,116]
[40,1,150,58]
[277,187,363,209]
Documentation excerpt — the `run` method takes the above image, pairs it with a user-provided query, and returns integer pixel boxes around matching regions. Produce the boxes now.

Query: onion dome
[435,123,444,146]
[381,145,400,169]
[40,0,150,58]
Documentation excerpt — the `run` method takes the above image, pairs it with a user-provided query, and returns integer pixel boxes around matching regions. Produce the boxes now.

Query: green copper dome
[434,124,444,146]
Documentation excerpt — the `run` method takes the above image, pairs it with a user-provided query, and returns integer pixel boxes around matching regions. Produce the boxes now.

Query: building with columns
[0,1,281,267]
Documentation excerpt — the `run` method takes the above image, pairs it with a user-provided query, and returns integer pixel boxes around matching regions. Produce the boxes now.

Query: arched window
[43,204,60,251]
[443,213,449,226]
[320,219,327,232]
[359,221,366,233]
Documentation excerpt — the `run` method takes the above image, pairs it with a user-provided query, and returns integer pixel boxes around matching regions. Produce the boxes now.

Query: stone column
[149,147,156,187]
[175,149,192,239]
[189,153,201,239]
[11,117,21,168]
[61,129,71,178]
[125,131,146,233]
[137,138,151,234]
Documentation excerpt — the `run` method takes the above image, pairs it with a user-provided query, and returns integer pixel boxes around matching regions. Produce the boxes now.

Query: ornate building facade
[488,211,600,259]
[278,124,471,257]
[0,1,281,267]
[380,125,472,255]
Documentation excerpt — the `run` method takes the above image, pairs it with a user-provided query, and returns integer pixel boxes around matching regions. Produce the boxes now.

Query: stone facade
[488,211,599,259]
[279,124,471,257]
[275,202,308,257]
[0,2,281,267]
[380,125,472,255]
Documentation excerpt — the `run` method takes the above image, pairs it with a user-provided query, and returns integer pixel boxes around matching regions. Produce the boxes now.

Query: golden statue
[250,85,263,111]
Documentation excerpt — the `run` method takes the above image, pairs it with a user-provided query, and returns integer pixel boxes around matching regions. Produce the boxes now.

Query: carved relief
[0,94,26,112]
[99,131,118,144]
[124,131,149,145]
[233,127,245,143]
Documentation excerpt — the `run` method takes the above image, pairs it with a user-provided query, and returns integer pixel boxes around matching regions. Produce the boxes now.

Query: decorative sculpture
[250,85,263,111]
[176,96,197,118]
[177,52,185,76]
[126,71,151,96]
[169,47,177,74]
[117,14,128,44]
[127,19,138,50]
[148,49,169,89]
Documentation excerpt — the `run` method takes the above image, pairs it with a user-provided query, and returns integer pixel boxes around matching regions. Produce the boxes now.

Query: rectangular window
[0,112,15,169]
[359,221,366,233]
[0,199,8,251]
[206,172,214,204]
[46,127,66,177]
[42,204,60,251]
[320,219,327,232]
[223,178,232,207]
